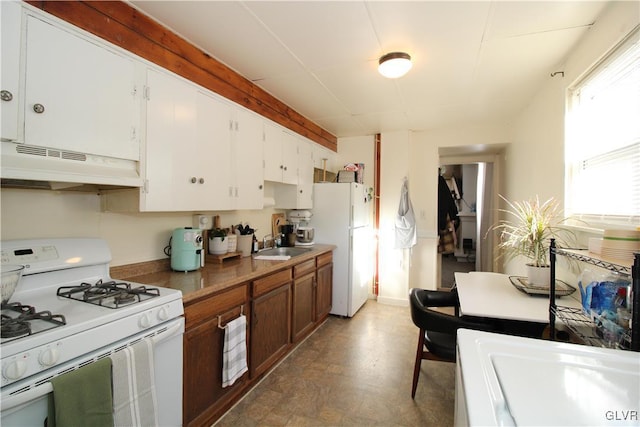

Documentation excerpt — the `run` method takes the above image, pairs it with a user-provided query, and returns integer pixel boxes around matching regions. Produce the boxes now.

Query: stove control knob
[39,347,60,367]
[3,358,28,381]
[157,306,170,321]
[139,312,152,328]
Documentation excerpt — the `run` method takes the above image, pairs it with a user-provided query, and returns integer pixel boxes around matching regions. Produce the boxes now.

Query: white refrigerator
[312,182,374,317]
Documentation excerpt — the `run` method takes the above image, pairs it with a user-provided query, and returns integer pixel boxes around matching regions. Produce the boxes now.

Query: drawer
[293,259,315,278]
[184,284,248,329]
[252,268,292,297]
[316,251,333,268]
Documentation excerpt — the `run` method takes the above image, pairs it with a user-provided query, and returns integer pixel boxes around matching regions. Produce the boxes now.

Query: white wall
[0,185,284,266]
[377,131,412,306]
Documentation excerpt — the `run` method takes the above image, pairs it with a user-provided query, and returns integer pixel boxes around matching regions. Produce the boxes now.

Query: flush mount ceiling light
[378,52,412,78]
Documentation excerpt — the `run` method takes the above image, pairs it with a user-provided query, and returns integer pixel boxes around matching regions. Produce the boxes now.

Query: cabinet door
[281,131,298,185]
[297,139,314,208]
[143,68,197,211]
[24,15,140,160]
[292,271,316,342]
[263,121,283,182]
[197,91,233,210]
[233,108,264,209]
[316,262,333,320]
[1,1,21,142]
[250,283,291,378]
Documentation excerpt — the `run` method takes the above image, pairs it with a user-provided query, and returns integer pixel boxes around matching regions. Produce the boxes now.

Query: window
[566,26,640,225]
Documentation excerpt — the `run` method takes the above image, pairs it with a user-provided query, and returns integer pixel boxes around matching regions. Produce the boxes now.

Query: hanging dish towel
[395,177,417,249]
[47,357,113,427]
[110,338,159,427]
[222,314,248,388]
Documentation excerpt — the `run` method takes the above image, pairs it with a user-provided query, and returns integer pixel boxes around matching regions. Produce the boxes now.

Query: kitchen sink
[255,247,312,258]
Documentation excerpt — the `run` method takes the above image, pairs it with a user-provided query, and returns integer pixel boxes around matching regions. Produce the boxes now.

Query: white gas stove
[1,238,184,426]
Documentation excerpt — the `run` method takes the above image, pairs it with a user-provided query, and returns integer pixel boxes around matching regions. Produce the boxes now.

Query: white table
[454,271,582,323]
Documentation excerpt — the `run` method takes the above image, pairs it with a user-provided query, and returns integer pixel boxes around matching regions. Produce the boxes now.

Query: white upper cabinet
[233,107,264,209]
[312,144,340,179]
[196,90,234,210]
[1,1,22,142]
[142,68,200,211]
[140,68,263,212]
[274,136,315,209]
[264,122,298,185]
[23,14,141,160]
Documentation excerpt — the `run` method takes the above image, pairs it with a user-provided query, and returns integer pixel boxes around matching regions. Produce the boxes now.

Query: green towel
[47,357,113,427]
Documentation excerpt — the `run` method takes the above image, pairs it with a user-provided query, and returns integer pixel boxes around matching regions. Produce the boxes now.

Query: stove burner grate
[1,303,67,339]
[57,279,160,309]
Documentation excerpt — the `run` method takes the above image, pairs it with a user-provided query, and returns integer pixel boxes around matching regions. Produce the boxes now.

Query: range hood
[1,141,143,190]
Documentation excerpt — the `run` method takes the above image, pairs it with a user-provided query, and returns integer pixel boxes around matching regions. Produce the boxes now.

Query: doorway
[437,148,503,288]
[439,164,477,288]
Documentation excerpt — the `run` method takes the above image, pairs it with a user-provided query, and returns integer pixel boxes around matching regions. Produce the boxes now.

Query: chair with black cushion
[409,287,495,398]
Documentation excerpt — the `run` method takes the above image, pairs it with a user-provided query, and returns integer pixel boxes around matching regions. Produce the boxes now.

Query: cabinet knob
[299,189,303,194]
[259,184,263,190]
[284,166,288,171]
[280,165,284,170]
[33,103,45,114]
[199,178,205,184]
[0,90,13,102]
[191,177,197,184]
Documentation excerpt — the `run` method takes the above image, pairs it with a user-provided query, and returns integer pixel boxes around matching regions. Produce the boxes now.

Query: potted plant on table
[208,228,228,255]
[488,195,574,286]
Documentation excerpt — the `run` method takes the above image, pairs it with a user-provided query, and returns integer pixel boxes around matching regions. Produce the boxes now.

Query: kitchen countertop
[121,244,335,304]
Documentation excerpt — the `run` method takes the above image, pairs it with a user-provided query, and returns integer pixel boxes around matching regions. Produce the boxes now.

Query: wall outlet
[193,214,212,230]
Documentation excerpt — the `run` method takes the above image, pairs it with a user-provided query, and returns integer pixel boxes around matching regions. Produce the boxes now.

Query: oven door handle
[1,382,53,413]
[152,318,184,346]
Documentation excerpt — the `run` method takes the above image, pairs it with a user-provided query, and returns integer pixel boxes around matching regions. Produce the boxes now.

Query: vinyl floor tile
[215,300,455,427]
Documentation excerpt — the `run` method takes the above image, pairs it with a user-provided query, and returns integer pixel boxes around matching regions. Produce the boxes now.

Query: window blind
[566,26,640,219]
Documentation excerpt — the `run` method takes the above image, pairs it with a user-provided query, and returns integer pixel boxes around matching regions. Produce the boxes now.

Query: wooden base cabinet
[316,253,333,320]
[292,259,317,342]
[182,250,333,426]
[183,284,249,427]
[250,269,292,378]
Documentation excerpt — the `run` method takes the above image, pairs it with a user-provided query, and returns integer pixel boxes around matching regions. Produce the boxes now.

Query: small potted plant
[488,195,574,286]
[208,228,228,255]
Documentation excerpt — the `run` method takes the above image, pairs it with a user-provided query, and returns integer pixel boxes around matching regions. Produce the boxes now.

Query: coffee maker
[279,224,297,247]
[170,227,203,271]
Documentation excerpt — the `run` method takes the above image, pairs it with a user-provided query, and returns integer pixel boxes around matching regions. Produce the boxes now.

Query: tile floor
[215,300,456,426]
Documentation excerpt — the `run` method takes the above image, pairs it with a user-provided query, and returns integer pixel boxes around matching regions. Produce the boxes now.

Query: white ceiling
[129,1,609,139]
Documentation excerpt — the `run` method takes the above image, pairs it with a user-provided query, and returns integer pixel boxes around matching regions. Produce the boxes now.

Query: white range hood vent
[1,141,142,190]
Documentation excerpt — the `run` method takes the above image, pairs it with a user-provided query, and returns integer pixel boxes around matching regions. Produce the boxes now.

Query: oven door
[1,317,184,427]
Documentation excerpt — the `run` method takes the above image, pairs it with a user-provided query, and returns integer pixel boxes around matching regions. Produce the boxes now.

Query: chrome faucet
[262,234,274,250]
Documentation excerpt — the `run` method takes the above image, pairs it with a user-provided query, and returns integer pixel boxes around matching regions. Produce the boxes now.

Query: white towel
[222,315,248,388]
[110,338,159,427]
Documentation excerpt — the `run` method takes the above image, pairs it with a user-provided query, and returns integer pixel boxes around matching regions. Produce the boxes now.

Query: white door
[349,226,373,316]
[351,183,370,227]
